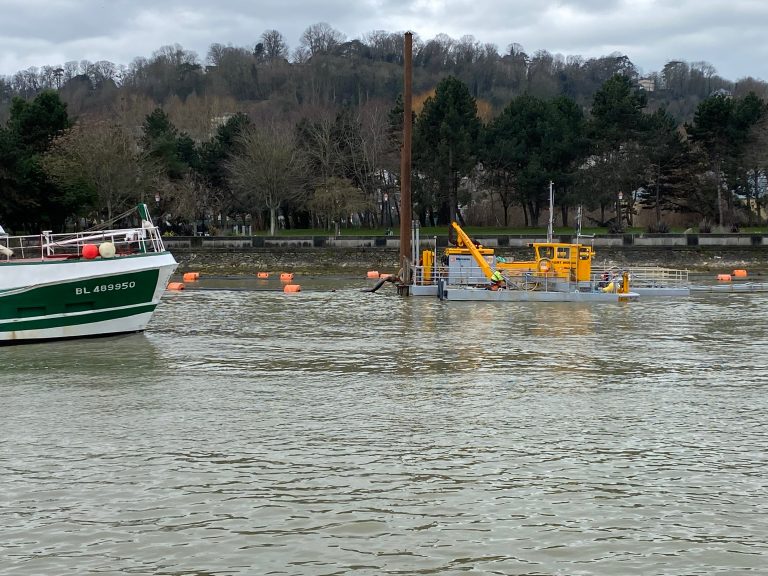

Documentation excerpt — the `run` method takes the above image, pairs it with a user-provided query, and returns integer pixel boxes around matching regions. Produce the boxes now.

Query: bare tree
[261,29,290,62]
[361,30,403,62]
[227,124,307,235]
[62,61,79,82]
[299,22,346,57]
[44,119,161,220]
[309,176,371,234]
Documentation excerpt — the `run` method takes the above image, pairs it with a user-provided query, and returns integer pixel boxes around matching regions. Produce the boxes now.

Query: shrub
[698,218,712,233]
[647,221,670,233]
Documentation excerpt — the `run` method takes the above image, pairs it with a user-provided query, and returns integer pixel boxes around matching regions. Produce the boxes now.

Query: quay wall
[165,234,768,276]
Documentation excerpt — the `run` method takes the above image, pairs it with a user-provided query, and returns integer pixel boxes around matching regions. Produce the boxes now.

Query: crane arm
[450,221,494,280]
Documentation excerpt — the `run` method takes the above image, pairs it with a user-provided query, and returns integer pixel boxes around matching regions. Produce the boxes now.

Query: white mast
[576,205,582,241]
[547,181,554,243]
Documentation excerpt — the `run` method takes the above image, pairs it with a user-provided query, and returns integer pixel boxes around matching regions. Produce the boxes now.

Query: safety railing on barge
[410,265,630,293]
[592,265,689,289]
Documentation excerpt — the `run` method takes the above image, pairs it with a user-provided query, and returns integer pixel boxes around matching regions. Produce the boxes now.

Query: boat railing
[592,265,689,288]
[0,224,166,263]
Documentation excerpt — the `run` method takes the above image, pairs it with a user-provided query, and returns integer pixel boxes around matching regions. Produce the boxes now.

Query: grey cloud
[0,0,765,80]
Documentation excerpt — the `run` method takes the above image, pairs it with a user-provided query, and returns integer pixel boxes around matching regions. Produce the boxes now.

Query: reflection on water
[2,280,767,575]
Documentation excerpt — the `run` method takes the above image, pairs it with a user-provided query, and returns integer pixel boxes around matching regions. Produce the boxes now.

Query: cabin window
[579,247,591,260]
[556,247,570,260]
[538,246,554,259]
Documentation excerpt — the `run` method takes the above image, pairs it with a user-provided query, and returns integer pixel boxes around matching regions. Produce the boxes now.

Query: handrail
[592,265,689,287]
[0,225,166,263]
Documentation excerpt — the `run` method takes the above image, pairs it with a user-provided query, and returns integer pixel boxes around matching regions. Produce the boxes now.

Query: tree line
[1,70,766,236]
[2,23,766,127]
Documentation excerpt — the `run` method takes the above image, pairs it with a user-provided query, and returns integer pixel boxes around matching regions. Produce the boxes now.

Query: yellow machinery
[418,221,626,288]
[447,222,495,279]
[440,221,596,283]
[496,241,595,283]
[419,222,494,285]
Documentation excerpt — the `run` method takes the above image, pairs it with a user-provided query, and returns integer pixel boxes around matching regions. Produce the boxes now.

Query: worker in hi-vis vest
[490,270,504,290]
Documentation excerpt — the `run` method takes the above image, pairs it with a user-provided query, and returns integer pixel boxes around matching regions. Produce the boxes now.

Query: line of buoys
[733,269,748,278]
[182,272,200,282]
[367,270,380,278]
[167,282,186,290]
[280,272,294,282]
[283,284,301,293]
[717,274,732,282]
[257,272,270,279]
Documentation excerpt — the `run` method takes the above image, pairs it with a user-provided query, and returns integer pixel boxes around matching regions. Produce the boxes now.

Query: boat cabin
[497,242,595,282]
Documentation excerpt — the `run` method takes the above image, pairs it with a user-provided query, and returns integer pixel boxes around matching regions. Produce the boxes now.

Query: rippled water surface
[2,277,768,575]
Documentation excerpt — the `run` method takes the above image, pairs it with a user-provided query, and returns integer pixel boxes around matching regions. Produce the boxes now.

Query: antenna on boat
[576,205,582,240]
[547,181,554,243]
[575,204,594,244]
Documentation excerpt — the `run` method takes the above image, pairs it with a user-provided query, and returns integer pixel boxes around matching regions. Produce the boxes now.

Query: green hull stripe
[0,304,157,332]
[0,269,160,322]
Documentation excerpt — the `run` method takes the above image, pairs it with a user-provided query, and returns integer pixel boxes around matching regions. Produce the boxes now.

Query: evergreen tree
[413,76,480,224]
[587,74,648,230]
[0,91,71,232]
[687,94,736,227]
[637,108,690,228]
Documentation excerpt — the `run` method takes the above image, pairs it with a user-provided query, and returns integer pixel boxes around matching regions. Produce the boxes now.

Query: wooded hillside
[1,25,767,235]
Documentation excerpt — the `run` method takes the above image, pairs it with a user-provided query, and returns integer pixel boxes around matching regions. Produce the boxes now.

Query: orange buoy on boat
[733,269,747,278]
[367,271,379,278]
[182,272,199,282]
[283,284,301,293]
[280,272,294,282]
[167,282,186,290]
[717,274,732,282]
[82,244,99,259]
[379,273,392,280]
[257,272,270,279]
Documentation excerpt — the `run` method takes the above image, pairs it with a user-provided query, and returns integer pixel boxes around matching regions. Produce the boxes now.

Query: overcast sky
[1,0,766,81]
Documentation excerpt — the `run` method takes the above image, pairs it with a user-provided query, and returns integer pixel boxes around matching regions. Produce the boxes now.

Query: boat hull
[632,287,690,297]
[0,252,177,343]
[412,282,689,299]
[440,286,638,302]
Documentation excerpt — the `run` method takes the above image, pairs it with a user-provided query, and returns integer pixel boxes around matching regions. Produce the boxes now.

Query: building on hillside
[638,77,655,92]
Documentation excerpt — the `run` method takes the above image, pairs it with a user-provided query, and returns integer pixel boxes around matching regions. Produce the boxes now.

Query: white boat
[0,204,178,343]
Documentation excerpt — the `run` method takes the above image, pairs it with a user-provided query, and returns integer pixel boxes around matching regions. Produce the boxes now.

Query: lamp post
[154,193,161,229]
[617,191,623,231]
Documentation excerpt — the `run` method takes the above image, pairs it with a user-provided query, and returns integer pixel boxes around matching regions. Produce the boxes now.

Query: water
[2,278,768,575]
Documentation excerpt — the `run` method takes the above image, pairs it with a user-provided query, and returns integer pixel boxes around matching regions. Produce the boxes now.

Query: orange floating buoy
[167,282,186,290]
[717,274,732,282]
[280,272,294,282]
[379,273,392,280]
[257,272,270,279]
[283,284,301,293]
[182,272,199,282]
[732,269,747,278]
[367,270,380,279]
